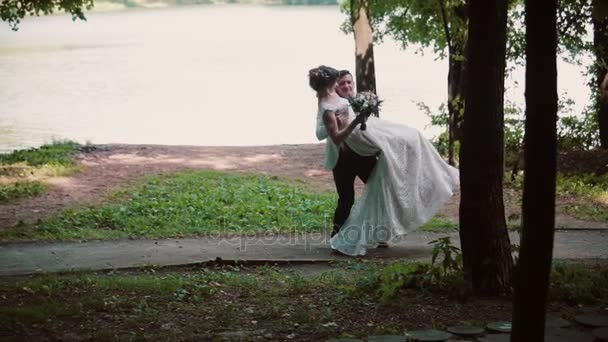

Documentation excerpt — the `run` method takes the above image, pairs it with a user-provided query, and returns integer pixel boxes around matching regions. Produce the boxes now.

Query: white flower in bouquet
[347,91,383,130]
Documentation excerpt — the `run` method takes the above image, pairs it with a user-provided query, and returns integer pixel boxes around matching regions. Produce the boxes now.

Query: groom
[328,69,378,239]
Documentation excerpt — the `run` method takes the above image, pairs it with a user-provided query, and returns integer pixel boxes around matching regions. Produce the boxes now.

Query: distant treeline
[98,0,338,7]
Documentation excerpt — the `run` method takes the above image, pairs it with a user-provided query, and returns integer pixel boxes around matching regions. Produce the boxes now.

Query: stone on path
[446,326,484,337]
[326,339,364,342]
[574,314,608,327]
[485,321,511,333]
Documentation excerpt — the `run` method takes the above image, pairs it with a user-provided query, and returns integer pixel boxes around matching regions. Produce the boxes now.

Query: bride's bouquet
[348,91,382,131]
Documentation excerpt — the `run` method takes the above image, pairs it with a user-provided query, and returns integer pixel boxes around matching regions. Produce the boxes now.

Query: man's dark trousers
[331,143,377,237]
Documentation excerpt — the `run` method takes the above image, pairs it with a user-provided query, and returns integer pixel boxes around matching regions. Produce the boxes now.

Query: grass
[550,260,608,305]
[0,140,81,169]
[0,140,82,202]
[556,173,608,222]
[419,216,458,232]
[505,172,608,222]
[0,181,47,203]
[1,260,606,340]
[0,170,337,241]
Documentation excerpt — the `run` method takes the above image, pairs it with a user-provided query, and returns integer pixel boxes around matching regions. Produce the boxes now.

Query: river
[0,4,590,153]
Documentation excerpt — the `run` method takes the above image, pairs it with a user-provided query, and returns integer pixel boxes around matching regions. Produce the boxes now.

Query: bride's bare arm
[323,110,363,145]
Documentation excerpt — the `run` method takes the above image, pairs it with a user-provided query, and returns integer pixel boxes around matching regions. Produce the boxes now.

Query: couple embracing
[309,65,460,256]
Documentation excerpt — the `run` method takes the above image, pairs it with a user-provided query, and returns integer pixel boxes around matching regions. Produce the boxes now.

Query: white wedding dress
[320,97,460,256]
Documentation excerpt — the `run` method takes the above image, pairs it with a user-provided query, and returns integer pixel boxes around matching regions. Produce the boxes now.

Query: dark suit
[331,143,377,236]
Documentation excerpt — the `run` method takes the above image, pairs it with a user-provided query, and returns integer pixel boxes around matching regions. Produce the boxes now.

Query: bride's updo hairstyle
[309,65,339,98]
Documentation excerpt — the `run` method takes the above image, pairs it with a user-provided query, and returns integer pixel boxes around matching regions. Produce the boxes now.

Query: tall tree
[511,0,558,339]
[593,0,608,148]
[0,0,92,31]
[440,0,467,166]
[351,0,377,93]
[346,0,468,165]
[459,0,513,295]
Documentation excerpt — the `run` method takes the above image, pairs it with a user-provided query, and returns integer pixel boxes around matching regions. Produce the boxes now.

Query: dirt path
[0,143,603,230]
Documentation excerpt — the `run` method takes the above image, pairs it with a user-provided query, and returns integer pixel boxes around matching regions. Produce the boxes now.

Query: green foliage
[507,0,593,66]
[0,170,336,241]
[550,261,608,305]
[418,101,460,160]
[557,172,608,221]
[503,95,599,154]
[0,140,81,167]
[375,262,433,299]
[2,260,607,339]
[558,106,600,151]
[341,0,467,58]
[0,0,94,31]
[419,216,458,232]
[557,172,608,197]
[557,0,594,64]
[426,94,600,157]
[429,236,462,277]
[348,238,465,301]
[504,101,525,154]
[0,181,47,203]
[0,141,81,202]
[507,173,608,221]
[342,0,592,65]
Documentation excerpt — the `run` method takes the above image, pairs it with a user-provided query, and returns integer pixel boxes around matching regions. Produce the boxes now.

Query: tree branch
[438,0,453,54]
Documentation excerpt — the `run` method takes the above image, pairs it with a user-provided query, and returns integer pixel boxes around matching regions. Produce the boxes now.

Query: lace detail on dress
[316,98,354,169]
[329,116,460,256]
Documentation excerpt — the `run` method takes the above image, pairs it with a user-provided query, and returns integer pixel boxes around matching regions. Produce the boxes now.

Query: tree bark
[593,0,608,148]
[447,51,465,166]
[511,0,558,340]
[440,0,467,166]
[459,0,513,296]
[352,0,377,93]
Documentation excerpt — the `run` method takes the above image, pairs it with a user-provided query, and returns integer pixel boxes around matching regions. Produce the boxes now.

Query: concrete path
[1,229,607,276]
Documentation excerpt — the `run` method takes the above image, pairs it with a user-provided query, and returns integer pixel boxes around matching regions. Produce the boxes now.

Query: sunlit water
[0,5,591,153]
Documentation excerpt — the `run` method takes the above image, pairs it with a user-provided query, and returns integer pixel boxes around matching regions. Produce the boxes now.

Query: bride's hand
[353,114,367,126]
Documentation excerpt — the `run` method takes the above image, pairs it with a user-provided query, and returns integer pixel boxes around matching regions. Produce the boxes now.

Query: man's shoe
[377,242,389,248]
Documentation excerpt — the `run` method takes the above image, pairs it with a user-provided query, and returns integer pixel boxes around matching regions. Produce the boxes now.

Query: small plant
[347,238,467,302]
[377,262,431,299]
[429,237,462,277]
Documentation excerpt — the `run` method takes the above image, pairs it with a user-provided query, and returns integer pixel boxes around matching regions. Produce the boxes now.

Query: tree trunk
[447,51,465,166]
[459,0,513,296]
[511,0,558,340]
[352,0,377,93]
[593,0,608,148]
[441,0,467,166]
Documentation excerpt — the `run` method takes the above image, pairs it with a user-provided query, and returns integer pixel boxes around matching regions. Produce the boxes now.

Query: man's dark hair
[338,69,352,78]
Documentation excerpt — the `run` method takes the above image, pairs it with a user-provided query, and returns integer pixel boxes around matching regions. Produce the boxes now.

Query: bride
[309,65,460,256]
